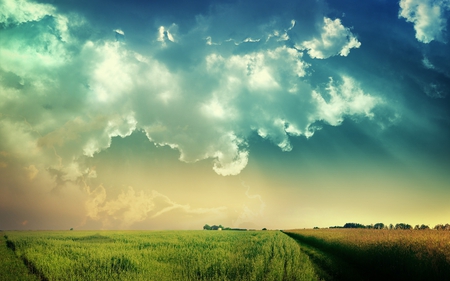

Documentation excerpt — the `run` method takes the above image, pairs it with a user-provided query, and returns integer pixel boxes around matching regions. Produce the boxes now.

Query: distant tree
[70,228,73,231]
[313,227,319,229]
[395,223,412,230]
[204,224,232,230]
[434,224,444,230]
[389,224,394,230]
[419,224,429,230]
[262,228,267,231]
[343,223,366,229]
[374,223,384,229]
[434,224,449,230]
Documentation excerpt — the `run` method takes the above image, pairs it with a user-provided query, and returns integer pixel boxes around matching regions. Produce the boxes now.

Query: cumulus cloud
[399,0,450,43]
[0,0,54,26]
[0,0,382,178]
[0,0,386,228]
[299,17,361,59]
[312,77,380,126]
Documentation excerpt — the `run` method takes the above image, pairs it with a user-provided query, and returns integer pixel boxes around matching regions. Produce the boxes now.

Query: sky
[0,0,449,230]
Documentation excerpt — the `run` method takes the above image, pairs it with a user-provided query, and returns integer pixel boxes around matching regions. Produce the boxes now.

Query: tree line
[326,223,450,230]
[203,224,267,231]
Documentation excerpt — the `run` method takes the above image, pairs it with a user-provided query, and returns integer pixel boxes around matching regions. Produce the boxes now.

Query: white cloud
[0,0,382,181]
[211,134,249,176]
[87,41,138,103]
[0,0,54,26]
[114,29,125,42]
[114,29,124,35]
[312,76,380,126]
[300,17,361,59]
[399,0,450,43]
[0,0,391,229]
[157,23,178,46]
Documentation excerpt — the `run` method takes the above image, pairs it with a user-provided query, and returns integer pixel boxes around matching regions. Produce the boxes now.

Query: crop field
[284,228,450,281]
[1,230,318,281]
[4,228,449,281]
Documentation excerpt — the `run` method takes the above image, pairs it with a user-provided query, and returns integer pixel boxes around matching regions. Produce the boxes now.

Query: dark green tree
[374,223,385,229]
[343,223,366,228]
[395,223,412,230]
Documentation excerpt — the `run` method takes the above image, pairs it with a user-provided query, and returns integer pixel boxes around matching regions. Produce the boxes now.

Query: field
[3,229,450,281]
[1,230,318,281]
[284,228,450,281]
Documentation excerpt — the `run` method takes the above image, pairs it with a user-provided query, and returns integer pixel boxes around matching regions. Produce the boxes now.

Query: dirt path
[0,235,39,281]
[282,232,372,281]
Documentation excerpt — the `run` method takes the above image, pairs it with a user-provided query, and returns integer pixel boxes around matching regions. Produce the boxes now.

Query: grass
[284,228,450,281]
[0,234,39,281]
[284,238,365,281]
[3,230,319,281]
[5,228,448,280]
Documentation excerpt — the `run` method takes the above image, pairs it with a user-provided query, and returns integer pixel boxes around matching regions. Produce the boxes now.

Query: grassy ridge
[4,230,318,281]
[284,229,450,281]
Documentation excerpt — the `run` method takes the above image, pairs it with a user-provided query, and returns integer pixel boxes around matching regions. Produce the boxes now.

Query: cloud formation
[399,0,450,43]
[300,17,361,59]
[1,0,412,229]
[85,185,227,228]
[0,0,54,26]
[1,0,380,178]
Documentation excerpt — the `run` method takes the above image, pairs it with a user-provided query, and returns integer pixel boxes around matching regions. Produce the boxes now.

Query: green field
[3,229,450,281]
[1,230,318,281]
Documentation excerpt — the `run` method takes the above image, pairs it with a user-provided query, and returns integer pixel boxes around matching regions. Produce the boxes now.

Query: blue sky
[0,0,449,230]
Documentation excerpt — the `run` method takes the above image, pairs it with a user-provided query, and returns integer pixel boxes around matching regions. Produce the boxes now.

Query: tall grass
[284,229,450,280]
[0,234,38,281]
[4,230,318,281]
